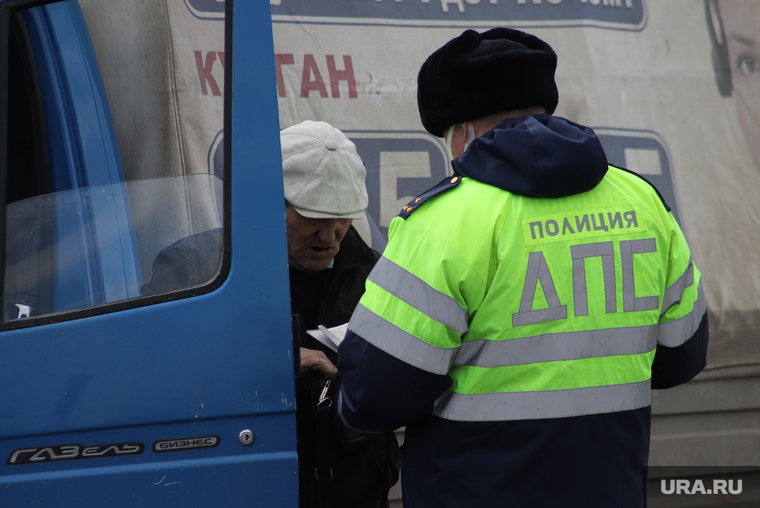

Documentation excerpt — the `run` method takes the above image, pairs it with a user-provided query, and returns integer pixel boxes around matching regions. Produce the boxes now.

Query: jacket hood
[451,115,608,198]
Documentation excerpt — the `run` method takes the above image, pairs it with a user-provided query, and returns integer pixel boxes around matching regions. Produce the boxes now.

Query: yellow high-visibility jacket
[338,114,707,508]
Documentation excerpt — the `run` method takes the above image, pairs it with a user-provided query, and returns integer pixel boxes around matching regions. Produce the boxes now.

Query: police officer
[335,28,708,507]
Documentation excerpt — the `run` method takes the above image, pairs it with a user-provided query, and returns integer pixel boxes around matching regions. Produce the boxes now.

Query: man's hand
[300,347,338,379]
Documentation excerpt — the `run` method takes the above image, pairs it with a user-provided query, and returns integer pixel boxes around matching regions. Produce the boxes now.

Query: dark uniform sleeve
[337,329,451,433]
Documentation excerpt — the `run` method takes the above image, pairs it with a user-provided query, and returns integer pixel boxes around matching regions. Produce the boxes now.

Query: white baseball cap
[281,121,368,220]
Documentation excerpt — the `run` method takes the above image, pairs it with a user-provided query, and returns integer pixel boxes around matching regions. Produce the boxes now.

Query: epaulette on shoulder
[397,175,463,220]
[610,164,671,212]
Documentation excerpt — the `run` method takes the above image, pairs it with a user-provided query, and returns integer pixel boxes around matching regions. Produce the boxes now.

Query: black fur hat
[417,28,559,137]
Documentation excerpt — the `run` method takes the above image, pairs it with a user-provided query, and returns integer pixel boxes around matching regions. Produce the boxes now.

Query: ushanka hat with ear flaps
[417,27,559,137]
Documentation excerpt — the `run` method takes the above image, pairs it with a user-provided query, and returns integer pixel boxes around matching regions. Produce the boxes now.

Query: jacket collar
[452,114,608,198]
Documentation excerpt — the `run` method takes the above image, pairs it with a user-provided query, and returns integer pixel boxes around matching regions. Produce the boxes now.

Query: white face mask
[444,121,476,162]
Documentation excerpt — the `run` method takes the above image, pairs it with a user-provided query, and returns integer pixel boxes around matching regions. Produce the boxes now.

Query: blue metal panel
[0,1,297,506]
[1,416,296,507]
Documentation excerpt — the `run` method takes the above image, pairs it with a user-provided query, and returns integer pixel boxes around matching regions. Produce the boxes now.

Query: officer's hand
[300,347,338,380]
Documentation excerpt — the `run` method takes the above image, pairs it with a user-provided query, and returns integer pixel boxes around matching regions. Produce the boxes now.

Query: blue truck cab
[0,0,298,505]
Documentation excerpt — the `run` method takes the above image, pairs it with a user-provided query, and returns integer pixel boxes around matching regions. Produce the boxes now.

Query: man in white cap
[281,120,399,508]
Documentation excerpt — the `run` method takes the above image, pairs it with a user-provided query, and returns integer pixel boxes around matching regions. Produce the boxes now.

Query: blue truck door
[0,1,298,506]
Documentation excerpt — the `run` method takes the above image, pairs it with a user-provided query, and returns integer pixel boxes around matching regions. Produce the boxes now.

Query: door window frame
[0,0,233,330]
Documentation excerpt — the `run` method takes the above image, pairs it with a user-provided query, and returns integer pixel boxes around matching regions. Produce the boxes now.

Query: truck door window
[0,0,229,325]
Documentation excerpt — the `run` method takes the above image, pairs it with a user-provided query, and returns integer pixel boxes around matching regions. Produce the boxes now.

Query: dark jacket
[291,226,399,508]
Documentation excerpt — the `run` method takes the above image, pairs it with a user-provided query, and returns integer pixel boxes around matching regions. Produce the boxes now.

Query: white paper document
[306,323,349,353]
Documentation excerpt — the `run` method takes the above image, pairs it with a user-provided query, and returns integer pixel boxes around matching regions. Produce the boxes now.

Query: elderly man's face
[285,202,353,273]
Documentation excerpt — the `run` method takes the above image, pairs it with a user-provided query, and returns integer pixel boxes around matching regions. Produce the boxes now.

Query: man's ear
[451,123,468,159]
